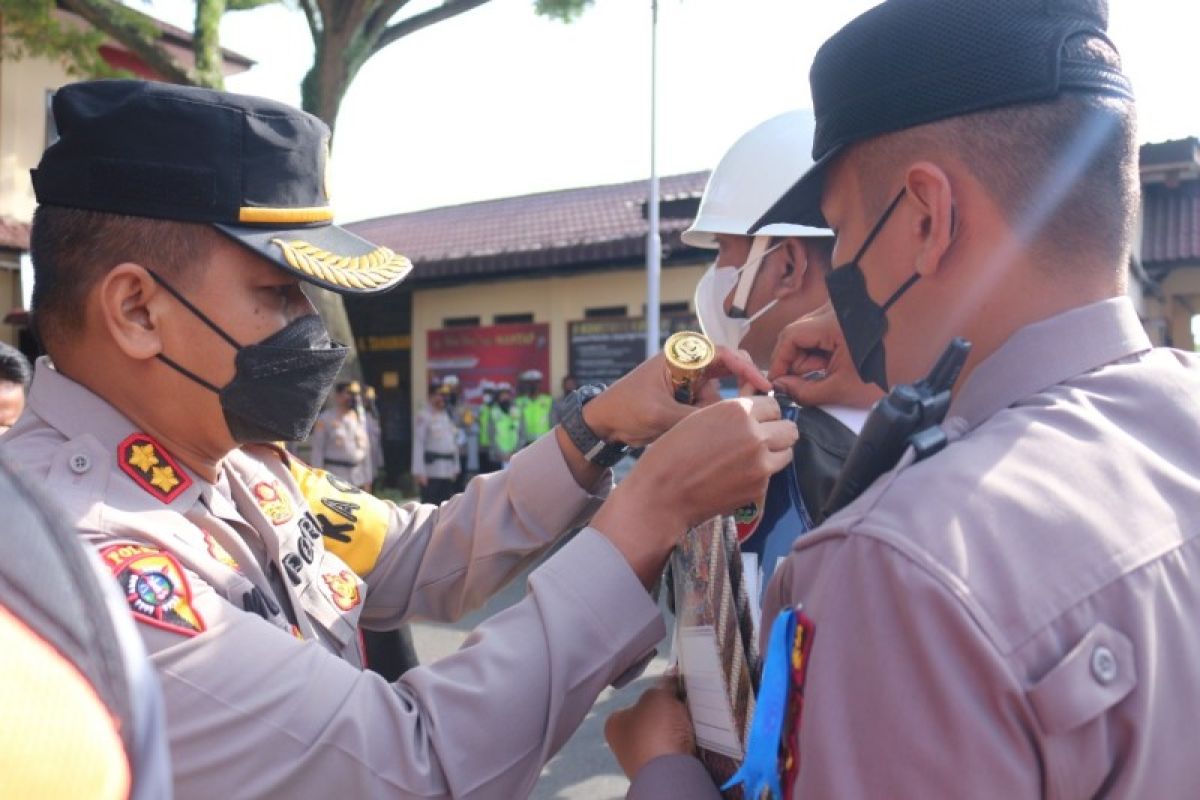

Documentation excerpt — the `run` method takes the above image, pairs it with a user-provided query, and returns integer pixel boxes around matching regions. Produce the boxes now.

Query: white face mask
[693,237,782,354]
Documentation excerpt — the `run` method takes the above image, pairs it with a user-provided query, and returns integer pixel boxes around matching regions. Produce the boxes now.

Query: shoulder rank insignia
[252,480,294,525]
[322,570,362,611]
[118,433,192,504]
[101,543,206,637]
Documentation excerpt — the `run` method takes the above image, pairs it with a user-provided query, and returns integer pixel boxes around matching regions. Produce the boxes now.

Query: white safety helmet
[682,109,833,249]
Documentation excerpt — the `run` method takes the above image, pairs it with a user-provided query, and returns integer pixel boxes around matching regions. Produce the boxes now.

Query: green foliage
[533,0,594,23]
[0,0,127,77]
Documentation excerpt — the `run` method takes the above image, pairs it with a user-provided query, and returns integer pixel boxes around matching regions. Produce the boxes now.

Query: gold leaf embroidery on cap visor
[271,239,413,290]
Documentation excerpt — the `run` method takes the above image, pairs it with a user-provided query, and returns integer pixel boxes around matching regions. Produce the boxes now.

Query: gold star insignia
[129,443,159,473]
[150,466,180,494]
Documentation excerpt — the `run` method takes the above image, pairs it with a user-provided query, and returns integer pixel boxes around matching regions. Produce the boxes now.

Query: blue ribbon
[723,607,797,799]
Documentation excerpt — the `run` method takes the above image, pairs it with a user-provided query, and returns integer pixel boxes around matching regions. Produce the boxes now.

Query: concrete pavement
[407,549,675,800]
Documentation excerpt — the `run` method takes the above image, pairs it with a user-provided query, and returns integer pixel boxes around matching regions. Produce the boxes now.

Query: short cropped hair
[849,34,1138,268]
[0,342,32,386]
[29,206,219,353]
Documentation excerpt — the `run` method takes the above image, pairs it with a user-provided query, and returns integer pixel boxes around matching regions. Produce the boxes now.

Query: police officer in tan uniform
[612,1,1200,797]
[310,381,371,487]
[7,80,795,798]
[412,381,461,504]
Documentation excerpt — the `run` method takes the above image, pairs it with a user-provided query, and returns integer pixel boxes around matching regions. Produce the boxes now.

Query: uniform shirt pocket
[1028,622,1136,733]
[1027,622,1137,798]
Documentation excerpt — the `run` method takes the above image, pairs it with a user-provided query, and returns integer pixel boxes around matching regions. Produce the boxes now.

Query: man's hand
[414,474,428,488]
[591,395,797,586]
[583,347,770,447]
[767,303,883,409]
[604,677,695,779]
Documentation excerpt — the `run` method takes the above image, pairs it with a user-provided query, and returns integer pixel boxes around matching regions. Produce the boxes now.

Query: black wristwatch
[561,384,629,468]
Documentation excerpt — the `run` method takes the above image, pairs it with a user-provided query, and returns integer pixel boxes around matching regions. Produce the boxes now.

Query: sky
[142,0,1200,224]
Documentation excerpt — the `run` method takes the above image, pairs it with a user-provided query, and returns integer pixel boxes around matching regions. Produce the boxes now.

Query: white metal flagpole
[645,0,662,359]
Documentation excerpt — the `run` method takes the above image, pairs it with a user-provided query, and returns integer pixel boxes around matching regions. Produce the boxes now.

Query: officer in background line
[411,381,461,504]
[551,374,579,427]
[310,381,371,488]
[362,385,384,491]
[476,379,497,473]
[517,369,553,447]
[0,342,31,434]
[488,381,523,467]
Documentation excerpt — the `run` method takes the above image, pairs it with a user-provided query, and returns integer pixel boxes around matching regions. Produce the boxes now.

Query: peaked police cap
[753,0,1134,230]
[32,80,411,295]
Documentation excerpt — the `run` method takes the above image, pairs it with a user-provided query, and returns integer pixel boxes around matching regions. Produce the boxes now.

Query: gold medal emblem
[663,331,716,404]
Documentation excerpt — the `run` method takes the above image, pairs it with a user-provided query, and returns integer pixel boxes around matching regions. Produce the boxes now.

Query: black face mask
[149,272,348,443]
[825,188,920,391]
[498,399,512,412]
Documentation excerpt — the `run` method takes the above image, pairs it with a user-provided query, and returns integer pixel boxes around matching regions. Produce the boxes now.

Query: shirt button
[69,454,91,474]
[1091,645,1118,685]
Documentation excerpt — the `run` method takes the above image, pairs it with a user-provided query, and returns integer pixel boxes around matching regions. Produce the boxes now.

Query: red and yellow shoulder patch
[100,543,206,638]
[118,433,192,504]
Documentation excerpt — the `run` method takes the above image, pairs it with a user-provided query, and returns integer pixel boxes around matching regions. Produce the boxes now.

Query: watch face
[578,384,604,402]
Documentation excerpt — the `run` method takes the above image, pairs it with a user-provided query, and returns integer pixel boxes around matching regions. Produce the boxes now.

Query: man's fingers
[761,444,796,476]
[744,395,782,423]
[711,346,771,393]
[773,374,845,406]
[694,378,725,407]
[761,418,799,451]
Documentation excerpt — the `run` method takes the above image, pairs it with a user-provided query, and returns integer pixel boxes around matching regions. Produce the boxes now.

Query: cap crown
[33,80,332,226]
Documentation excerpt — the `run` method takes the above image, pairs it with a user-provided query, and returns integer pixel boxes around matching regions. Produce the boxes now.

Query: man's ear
[904,161,955,277]
[96,263,166,361]
[774,238,811,299]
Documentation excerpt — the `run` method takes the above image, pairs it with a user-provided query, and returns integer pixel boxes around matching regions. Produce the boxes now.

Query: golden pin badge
[663,331,716,405]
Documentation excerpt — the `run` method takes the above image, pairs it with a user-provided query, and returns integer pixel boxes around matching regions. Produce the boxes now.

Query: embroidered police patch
[117,433,192,504]
[252,480,294,525]
[100,544,206,637]
[322,570,361,611]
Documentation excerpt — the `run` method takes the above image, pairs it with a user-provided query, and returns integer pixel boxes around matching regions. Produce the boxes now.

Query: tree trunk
[192,0,227,89]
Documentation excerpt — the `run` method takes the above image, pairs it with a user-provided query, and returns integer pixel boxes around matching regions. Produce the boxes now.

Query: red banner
[427,323,551,401]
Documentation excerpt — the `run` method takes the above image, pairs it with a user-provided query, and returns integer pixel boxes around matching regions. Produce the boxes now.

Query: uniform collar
[27,357,207,509]
[948,297,1151,431]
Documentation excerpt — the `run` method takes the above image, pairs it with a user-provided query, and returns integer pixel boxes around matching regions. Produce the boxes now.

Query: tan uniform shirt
[6,359,664,799]
[309,407,370,486]
[631,297,1200,799]
[412,404,461,480]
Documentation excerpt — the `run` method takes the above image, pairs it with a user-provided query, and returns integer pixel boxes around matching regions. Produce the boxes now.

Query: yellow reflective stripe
[238,205,334,224]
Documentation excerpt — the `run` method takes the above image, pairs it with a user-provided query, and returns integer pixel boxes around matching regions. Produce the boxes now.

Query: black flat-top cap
[753,0,1134,230]
[32,80,411,295]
